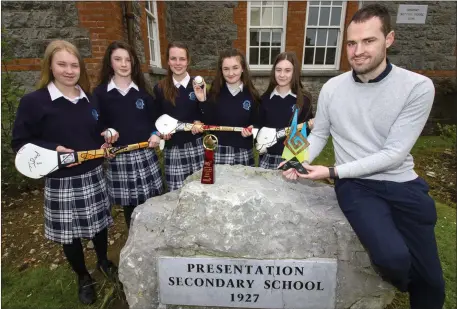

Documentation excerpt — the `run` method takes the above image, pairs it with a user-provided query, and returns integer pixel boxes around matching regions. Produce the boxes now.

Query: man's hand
[296,164,330,180]
[278,161,331,180]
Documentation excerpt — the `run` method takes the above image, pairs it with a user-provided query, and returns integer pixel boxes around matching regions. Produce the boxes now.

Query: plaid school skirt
[44,165,113,245]
[215,145,255,166]
[106,148,164,206]
[259,153,284,170]
[164,137,204,191]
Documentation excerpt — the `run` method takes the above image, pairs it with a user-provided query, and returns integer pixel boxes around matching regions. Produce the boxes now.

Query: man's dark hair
[350,4,392,36]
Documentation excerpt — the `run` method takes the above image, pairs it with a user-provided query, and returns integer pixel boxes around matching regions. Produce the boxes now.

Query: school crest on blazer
[136,98,145,109]
[91,109,99,120]
[189,92,196,101]
[242,100,251,111]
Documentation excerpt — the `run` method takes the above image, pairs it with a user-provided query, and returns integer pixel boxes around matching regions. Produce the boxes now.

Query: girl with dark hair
[153,41,204,191]
[93,41,164,228]
[12,40,119,305]
[194,49,260,166]
[258,51,314,169]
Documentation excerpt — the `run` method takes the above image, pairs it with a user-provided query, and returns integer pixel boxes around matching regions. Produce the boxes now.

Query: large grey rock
[119,165,395,309]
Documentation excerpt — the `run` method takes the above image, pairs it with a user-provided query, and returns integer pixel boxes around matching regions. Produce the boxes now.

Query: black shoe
[97,259,118,280]
[78,274,96,305]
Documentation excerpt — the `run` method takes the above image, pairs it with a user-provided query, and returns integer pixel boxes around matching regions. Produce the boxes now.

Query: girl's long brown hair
[98,41,146,91]
[158,42,190,105]
[264,52,312,115]
[37,40,90,94]
[209,49,260,104]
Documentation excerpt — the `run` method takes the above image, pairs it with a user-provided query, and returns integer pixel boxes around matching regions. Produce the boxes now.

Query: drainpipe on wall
[124,1,135,46]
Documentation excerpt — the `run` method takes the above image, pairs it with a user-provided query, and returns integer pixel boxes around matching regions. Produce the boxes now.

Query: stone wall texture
[1,1,455,130]
[1,1,92,58]
[165,1,238,70]
[376,1,456,72]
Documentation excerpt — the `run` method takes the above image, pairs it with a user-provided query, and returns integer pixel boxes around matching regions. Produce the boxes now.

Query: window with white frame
[303,1,346,70]
[247,1,287,69]
[145,1,161,67]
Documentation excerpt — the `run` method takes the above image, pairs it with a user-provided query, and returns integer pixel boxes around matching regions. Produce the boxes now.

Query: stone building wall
[164,1,238,71]
[2,1,455,130]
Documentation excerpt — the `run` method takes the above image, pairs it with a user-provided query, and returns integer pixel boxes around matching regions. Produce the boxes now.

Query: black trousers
[335,177,445,309]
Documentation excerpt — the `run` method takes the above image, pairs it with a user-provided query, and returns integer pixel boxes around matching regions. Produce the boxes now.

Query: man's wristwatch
[329,167,339,179]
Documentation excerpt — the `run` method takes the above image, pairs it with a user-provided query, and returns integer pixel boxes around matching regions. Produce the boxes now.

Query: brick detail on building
[157,1,169,69]
[339,1,359,72]
[285,1,307,65]
[233,2,247,53]
[75,1,126,85]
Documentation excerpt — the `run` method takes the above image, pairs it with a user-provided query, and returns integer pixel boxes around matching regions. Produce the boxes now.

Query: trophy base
[201,149,215,184]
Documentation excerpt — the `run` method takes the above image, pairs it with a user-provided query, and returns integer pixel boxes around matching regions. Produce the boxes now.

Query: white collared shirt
[270,87,297,99]
[107,79,139,96]
[173,73,190,89]
[227,83,243,97]
[47,81,89,104]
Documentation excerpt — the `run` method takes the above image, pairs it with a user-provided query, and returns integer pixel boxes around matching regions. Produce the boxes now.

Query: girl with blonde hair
[12,40,118,305]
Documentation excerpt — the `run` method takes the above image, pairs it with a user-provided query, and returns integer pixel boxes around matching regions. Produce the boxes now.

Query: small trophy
[201,134,218,184]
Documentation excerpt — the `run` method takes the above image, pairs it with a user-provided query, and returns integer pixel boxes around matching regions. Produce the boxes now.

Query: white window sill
[149,66,167,75]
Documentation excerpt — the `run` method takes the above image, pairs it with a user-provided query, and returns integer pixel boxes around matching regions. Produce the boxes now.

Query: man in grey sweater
[281,4,444,309]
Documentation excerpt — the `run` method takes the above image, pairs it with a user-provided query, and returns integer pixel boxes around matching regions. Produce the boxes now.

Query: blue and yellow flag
[282,109,309,163]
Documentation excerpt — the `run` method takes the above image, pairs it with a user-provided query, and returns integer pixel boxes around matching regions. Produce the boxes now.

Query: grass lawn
[2,136,455,309]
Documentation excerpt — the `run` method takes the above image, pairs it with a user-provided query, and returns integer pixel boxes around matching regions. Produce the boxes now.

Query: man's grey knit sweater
[308,64,435,182]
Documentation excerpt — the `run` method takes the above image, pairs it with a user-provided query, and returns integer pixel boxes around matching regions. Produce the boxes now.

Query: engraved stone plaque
[158,257,337,309]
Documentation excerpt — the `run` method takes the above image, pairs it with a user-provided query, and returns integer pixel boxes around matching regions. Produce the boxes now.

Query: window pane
[150,39,155,61]
[321,1,331,4]
[146,1,151,11]
[332,1,342,5]
[315,47,325,64]
[251,7,260,26]
[327,29,338,46]
[325,48,336,65]
[330,7,342,26]
[147,19,153,39]
[271,48,280,63]
[305,28,317,46]
[260,48,270,65]
[273,7,283,26]
[304,48,315,64]
[309,1,319,6]
[272,30,281,46]
[316,29,327,46]
[265,1,275,5]
[261,7,273,26]
[250,31,260,46]
[319,7,330,26]
[308,7,318,26]
[250,48,259,65]
[260,31,271,46]
[251,1,261,7]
